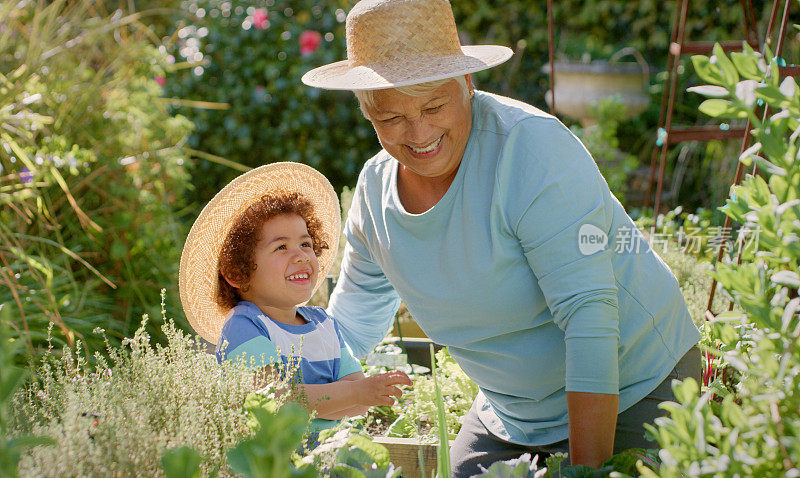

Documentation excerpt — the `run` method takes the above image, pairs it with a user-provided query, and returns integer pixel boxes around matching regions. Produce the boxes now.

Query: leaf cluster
[645,42,800,476]
[162,0,377,207]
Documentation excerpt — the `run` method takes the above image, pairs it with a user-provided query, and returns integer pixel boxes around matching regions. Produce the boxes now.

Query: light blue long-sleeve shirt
[327,91,701,446]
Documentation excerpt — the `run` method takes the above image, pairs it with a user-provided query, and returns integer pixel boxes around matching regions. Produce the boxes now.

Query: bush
[1,1,195,357]
[11,297,255,477]
[163,0,377,206]
[163,0,788,213]
[644,43,800,476]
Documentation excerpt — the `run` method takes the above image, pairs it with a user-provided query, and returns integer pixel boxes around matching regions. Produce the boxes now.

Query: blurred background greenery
[2,0,797,359]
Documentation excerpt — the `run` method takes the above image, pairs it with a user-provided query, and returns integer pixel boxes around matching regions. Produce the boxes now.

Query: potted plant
[542,35,651,126]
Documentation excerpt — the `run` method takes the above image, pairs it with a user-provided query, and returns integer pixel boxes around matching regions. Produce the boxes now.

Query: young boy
[179,162,411,427]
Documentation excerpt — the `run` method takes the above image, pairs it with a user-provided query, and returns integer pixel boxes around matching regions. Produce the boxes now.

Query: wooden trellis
[643,0,798,386]
[545,0,799,387]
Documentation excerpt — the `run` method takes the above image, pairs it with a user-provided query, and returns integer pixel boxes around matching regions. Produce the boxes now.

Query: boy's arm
[318,371,369,419]
[259,368,412,419]
[301,370,411,419]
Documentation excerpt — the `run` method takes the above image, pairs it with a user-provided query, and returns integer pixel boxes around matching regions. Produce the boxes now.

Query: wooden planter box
[372,436,447,478]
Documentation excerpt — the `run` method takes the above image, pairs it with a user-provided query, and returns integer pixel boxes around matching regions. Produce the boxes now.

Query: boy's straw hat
[301,0,513,91]
[178,162,340,345]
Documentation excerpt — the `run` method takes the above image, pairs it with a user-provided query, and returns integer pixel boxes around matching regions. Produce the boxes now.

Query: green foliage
[385,348,479,441]
[431,344,452,477]
[470,448,660,477]
[473,453,546,478]
[0,306,54,478]
[162,0,785,216]
[330,434,400,477]
[227,404,315,478]
[163,0,377,205]
[450,0,779,101]
[10,296,256,476]
[571,97,639,204]
[644,43,800,476]
[162,446,206,478]
[1,0,195,359]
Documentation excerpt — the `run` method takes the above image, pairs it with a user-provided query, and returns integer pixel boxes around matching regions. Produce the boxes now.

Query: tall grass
[1,0,195,359]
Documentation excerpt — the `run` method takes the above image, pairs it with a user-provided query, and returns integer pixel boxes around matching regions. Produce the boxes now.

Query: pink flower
[253,9,268,30]
[299,30,322,55]
[155,76,166,86]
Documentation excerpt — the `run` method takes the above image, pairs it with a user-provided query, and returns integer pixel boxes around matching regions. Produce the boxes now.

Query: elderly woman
[302,0,701,475]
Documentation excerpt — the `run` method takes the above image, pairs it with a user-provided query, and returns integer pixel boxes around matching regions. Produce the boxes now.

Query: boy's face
[239,213,320,312]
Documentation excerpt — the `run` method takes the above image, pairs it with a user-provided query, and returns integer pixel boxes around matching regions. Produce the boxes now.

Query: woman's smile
[406,135,443,158]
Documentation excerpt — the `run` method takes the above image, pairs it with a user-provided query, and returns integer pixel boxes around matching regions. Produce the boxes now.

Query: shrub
[163,0,377,206]
[11,294,255,477]
[644,43,800,476]
[1,0,195,357]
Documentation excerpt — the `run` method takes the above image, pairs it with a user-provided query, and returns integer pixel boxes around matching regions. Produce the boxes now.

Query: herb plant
[644,42,800,477]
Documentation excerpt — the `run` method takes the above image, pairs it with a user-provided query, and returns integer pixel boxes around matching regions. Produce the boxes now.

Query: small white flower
[779,77,797,98]
[735,80,762,106]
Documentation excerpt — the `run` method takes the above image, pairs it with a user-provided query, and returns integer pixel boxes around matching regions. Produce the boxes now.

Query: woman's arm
[504,119,622,467]
[326,180,403,359]
[567,391,618,468]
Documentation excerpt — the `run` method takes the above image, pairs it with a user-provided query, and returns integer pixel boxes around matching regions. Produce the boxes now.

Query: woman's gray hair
[354,75,471,119]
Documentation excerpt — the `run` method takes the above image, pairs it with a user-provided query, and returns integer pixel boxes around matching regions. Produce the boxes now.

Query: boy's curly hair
[216,191,330,309]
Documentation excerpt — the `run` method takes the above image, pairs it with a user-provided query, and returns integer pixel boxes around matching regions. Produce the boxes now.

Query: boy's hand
[355,370,413,407]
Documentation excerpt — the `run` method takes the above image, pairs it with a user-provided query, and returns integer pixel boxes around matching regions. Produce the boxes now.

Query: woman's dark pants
[449,347,701,478]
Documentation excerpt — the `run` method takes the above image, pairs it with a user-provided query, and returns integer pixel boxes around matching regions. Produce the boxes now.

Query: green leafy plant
[162,446,206,478]
[469,448,661,477]
[11,293,256,476]
[0,306,54,478]
[431,344,452,478]
[643,42,800,477]
[163,0,377,206]
[1,0,195,359]
[385,348,478,441]
[330,434,400,477]
[227,404,315,478]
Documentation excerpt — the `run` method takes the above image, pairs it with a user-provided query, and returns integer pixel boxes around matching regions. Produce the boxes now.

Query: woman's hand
[353,370,413,407]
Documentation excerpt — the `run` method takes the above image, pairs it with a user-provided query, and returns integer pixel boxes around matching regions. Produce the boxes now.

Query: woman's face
[365,77,473,182]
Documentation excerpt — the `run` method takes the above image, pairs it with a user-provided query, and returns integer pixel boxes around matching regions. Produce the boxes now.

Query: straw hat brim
[302,45,513,91]
[178,162,340,345]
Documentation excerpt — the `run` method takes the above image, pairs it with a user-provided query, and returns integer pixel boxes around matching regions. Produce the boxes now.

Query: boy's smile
[239,213,319,324]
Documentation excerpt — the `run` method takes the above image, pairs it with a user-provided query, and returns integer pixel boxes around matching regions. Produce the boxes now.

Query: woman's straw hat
[301,0,513,91]
[179,162,340,345]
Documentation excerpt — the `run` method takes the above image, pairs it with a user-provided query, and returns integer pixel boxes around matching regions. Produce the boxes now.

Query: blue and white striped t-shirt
[216,301,362,384]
